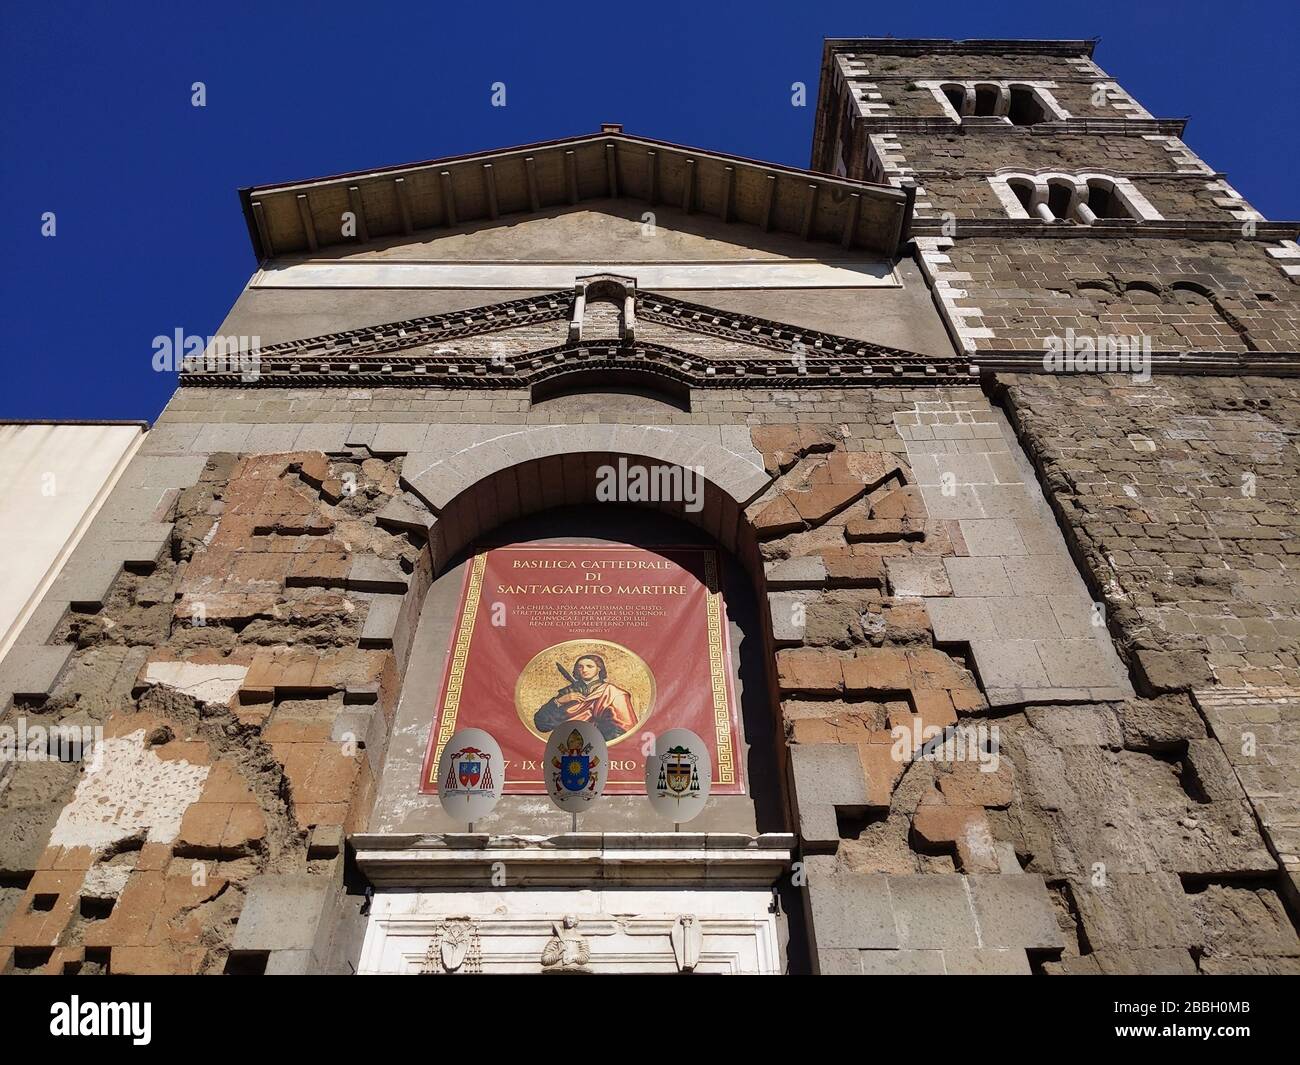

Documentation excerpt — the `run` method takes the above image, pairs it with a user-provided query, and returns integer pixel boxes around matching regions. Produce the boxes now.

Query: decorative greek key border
[426,550,488,786]
[703,551,735,786]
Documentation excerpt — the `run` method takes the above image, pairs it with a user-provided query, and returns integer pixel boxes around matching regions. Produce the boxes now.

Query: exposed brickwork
[747,422,994,864]
[0,449,424,973]
[751,384,1299,973]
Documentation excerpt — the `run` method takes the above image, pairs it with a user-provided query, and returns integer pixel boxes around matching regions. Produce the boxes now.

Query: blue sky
[2,0,1296,421]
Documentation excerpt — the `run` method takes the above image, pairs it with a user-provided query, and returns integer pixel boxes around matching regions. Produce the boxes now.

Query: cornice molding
[239,129,911,261]
[823,38,1098,58]
[178,289,1300,393]
[846,117,1189,137]
[181,287,985,388]
[974,350,1300,377]
[908,219,1300,241]
[353,832,797,889]
[185,288,935,367]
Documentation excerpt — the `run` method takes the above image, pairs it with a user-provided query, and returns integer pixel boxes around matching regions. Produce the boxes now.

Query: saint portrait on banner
[533,653,637,740]
[516,639,655,745]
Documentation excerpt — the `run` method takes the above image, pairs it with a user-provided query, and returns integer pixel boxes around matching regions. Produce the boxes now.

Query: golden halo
[514,639,656,746]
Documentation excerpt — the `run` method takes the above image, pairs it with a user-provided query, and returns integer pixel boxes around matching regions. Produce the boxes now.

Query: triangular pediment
[185,287,973,388]
[241,129,910,260]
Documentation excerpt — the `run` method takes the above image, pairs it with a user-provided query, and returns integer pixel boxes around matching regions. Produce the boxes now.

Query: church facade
[1,37,1298,975]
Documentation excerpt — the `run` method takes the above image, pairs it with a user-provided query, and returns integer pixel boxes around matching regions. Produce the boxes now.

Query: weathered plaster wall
[216,207,955,356]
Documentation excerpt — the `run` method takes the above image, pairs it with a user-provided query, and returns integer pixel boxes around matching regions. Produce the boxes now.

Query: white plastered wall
[0,423,144,658]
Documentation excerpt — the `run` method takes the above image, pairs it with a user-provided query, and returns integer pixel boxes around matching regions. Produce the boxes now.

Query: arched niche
[370,449,788,838]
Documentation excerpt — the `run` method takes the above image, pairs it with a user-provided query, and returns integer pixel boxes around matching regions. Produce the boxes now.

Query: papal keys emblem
[554,728,599,793]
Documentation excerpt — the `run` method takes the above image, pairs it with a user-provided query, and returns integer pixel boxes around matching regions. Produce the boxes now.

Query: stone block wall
[997,372,1300,911]
[737,388,1294,974]
[815,37,1300,366]
[897,127,1255,224]
[3,377,1298,975]
[918,236,1300,353]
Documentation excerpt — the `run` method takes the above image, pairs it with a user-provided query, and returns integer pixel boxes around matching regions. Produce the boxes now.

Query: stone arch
[1007,84,1046,125]
[940,82,968,116]
[1045,177,1077,221]
[972,82,1002,116]
[1170,279,1216,300]
[401,423,770,572]
[389,430,782,822]
[1123,279,1163,303]
[360,435,806,972]
[1006,176,1036,214]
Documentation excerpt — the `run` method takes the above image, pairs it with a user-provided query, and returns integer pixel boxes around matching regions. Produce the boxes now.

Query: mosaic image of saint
[533,653,638,741]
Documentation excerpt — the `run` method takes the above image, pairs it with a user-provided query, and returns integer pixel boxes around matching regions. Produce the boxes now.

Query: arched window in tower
[1007,85,1047,125]
[1008,177,1036,214]
[1085,179,1131,220]
[973,83,1000,116]
[1046,180,1075,222]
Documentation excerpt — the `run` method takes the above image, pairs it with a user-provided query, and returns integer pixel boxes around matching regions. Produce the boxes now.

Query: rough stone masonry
[1,35,1297,974]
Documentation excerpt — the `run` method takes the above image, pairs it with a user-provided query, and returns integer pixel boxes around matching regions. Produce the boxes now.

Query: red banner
[420,544,744,795]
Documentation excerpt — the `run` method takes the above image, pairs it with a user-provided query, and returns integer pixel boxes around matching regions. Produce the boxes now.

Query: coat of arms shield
[435,728,504,823]
[559,751,591,792]
[543,721,608,812]
[455,750,485,789]
[663,745,697,795]
[645,728,712,823]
